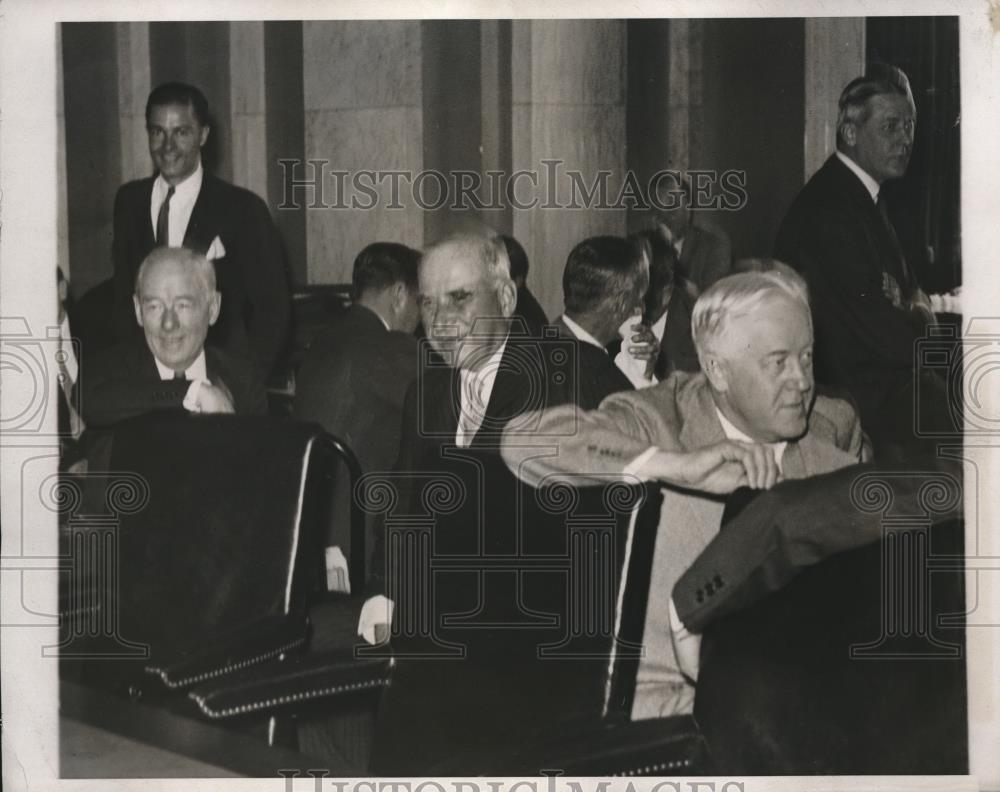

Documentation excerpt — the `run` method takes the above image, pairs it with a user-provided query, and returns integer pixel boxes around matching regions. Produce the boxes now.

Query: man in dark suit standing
[112,82,290,380]
[775,64,947,457]
[81,246,267,431]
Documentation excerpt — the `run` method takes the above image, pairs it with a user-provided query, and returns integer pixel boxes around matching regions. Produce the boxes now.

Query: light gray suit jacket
[502,370,868,716]
[502,371,866,489]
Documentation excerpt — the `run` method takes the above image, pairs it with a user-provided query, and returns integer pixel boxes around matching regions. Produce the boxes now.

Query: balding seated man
[79,246,267,436]
[501,265,870,718]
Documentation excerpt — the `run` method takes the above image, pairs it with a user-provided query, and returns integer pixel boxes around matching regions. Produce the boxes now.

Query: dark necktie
[876,192,910,287]
[173,370,186,380]
[156,185,175,245]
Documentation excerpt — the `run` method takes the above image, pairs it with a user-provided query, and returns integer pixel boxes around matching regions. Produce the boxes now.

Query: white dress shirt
[456,338,508,447]
[614,313,658,389]
[360,335,509,644]
[150,162,204,246]
[560,314,604,350]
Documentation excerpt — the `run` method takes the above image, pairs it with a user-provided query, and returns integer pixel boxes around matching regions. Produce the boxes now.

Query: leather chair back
[70,413,359,696]
[366,447,661,774]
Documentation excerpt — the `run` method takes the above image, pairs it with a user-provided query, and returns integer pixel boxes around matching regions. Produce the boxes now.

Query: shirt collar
[714,406,787,471]
[835,150,880,203]
[459,336,508,405]
[650,307,668,342]
[154,160,204,204]
[359,303,391,331]
[561,314,606,351]
[154,348,208,382]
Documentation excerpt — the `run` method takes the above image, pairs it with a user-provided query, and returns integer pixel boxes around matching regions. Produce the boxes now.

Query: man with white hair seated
[80,246,267,430]
[501,264,870,718]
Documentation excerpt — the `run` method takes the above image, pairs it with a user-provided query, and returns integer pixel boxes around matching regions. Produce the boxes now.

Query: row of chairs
[58,412,708,775]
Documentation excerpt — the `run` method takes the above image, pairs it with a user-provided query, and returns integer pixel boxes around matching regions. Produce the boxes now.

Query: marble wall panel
[304,21,423,284]
[303,21,421,113]
[304,106,424,284]
[116,22,151,185]
[511,19,627,320]
[529,20,626,107]
[230,21,268,199]
[804,18,865,181]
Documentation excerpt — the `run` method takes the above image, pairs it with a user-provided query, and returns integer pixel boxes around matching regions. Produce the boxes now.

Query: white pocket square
[206,235,226,260]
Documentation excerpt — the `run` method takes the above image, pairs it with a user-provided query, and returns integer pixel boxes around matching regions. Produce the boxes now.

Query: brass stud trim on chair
[144,637,308,689]
[187,675,391,719]
[616,756,693,776]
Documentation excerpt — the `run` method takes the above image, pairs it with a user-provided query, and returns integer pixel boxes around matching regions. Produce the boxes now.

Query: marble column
[302,21,424,285]
[229,21,268,201]
[116,22,151,185]
[803,18,865,181]
[511,20,628,320]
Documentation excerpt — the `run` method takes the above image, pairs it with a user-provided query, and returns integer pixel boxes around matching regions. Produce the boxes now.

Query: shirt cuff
[614,349,658,389]
[623,446,660,481]
[669,595,701,682]
[358,595,394,645]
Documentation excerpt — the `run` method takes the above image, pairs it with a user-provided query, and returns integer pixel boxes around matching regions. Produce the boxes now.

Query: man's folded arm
[500,394,670,489]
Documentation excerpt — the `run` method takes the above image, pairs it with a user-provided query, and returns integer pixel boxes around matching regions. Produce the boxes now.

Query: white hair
[691,264,810,358]
[135,246,216,295]
[424,232,513,288]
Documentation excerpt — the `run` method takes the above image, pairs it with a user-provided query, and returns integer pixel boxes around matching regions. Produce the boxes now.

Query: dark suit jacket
[112,173,291,379]
[513,285,548,337]
[673,455,963,633]
[554,316,634,410]
[653,286,700,378]
[79,339,268,430]
[294,306,419,560]
[368,332,585,595]
[690,460,965,774]
[678,222,732,292]
[774,155,935,447]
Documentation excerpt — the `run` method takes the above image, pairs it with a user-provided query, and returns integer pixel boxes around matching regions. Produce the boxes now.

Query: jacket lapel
[828,157,908,288]
[139,178,157,251]
[183,175,219,255]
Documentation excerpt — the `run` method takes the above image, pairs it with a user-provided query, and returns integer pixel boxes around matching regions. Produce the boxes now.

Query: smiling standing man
[775,64,942,458]
[111,82,290,381]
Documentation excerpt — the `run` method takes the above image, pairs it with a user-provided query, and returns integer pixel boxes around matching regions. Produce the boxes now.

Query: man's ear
[133,294,143,327]
[499,279,517,318]
[199,124,210,148]
[391,282,408,313]
[701,351,729,393]
[208,291,221,326]
[840,121,857,148]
